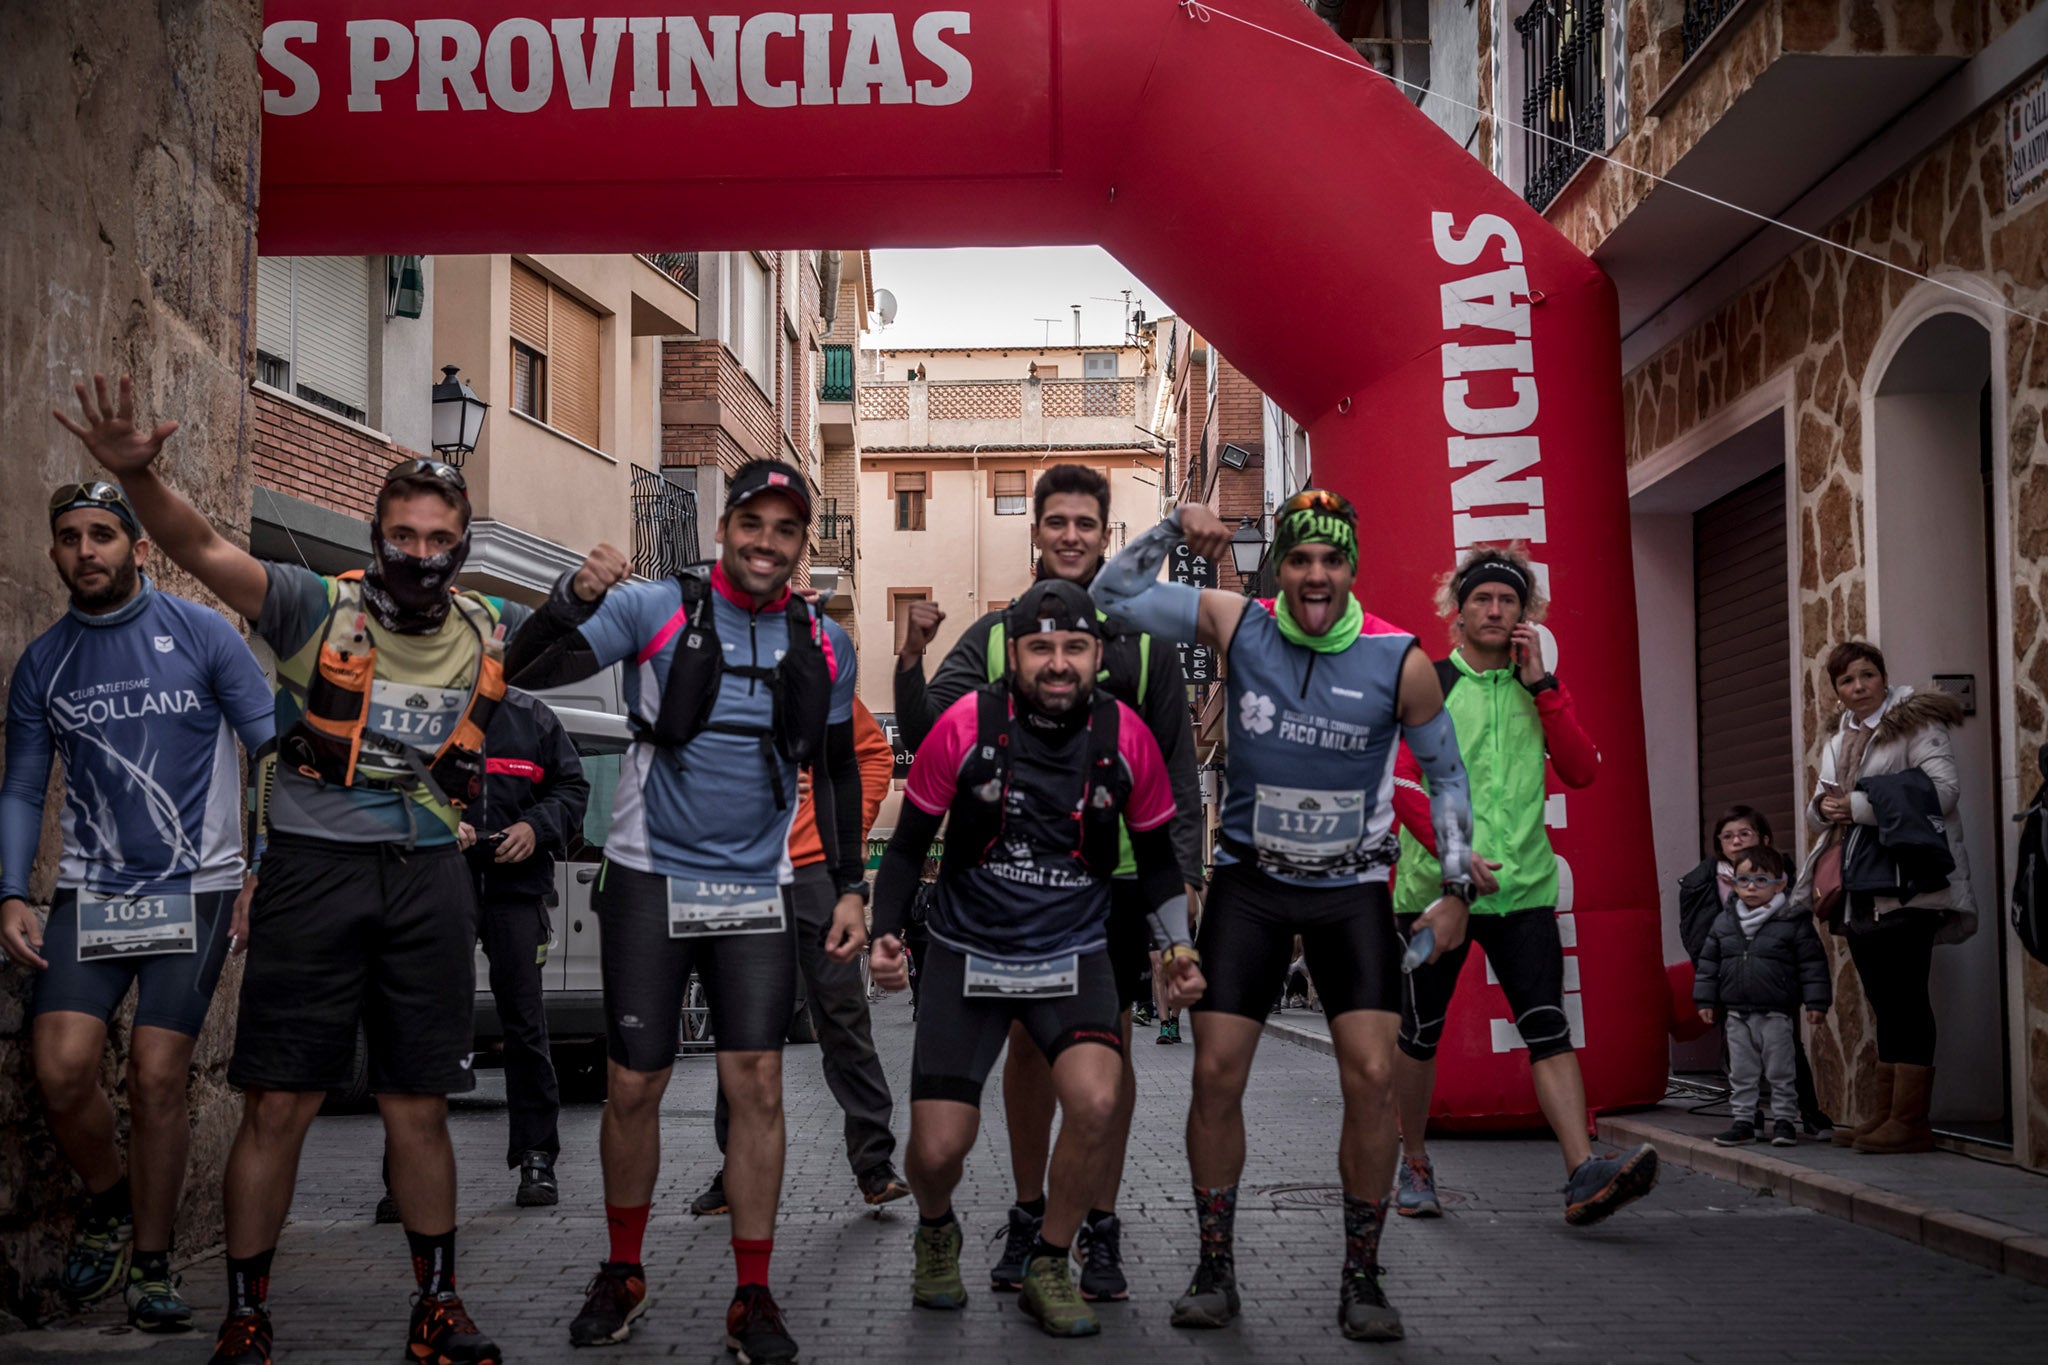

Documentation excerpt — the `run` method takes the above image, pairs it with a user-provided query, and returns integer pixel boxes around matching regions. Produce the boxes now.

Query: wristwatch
[838,879,872,904]
[1524,673,1560,695]
[1440,879,1478,905]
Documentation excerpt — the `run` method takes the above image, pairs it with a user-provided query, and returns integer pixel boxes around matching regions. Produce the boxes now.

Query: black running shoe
[725,1284,799,1364]
[207,1308,272,1365]
[691,1169,729,1217]
[375,1193,401,1224]
[407,1291,500,1364]
[1338,1271,1404,1342]
[1074,1213,1129,1302]
[1712,1121,1757,1147]
[989,1203,1042,1292]
[569,1262,650,1347]
[517,1151,559,1208]
[1169,1258,1239,1329]
[858,1163,910,1207]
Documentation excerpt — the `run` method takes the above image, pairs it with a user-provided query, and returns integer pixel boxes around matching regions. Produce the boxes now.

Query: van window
[569,734,628,858]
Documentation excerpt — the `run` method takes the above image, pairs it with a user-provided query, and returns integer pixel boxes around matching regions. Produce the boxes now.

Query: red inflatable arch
[259,0,1681,1124]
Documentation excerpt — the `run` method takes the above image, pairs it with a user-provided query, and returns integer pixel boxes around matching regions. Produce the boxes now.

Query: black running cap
[726,459,812,522]
[1007,579,1100,639]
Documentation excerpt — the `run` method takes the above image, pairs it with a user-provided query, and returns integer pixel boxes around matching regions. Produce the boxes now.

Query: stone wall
[0,0,263,1324]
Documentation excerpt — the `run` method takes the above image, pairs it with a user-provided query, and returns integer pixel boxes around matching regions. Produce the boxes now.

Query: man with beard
[867,578,1205,1339]
[892,464,1202,1301]
[54,374,557,1365]
[499,460,865,1364]
[1,472,274,1334]
[1093,490,1474,1344]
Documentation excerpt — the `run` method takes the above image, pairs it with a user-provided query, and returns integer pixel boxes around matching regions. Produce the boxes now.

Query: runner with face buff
[1092,490,1474,1344]
[56,375,544,1365]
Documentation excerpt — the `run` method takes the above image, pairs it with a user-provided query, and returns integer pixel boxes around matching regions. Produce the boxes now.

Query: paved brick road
[22,992,2048,1362]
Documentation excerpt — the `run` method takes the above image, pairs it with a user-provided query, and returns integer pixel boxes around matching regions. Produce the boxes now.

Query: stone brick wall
[0,0,262,1325]
[252,389,417,523]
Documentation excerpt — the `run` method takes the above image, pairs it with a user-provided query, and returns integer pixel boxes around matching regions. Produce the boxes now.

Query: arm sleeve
[1861,722,1960,826]
[1091,512,1201,643]
[522,706,590,854]
[871,800,945,943]
[1536,681,1600,789]
[1391,741,1435,854]
[852,704,894,840]
[503,570,627,689]
[0,655,53,902]
[1402,706,1473,884]
[901,619,991,754]
[1129,824,1190,948]
[1139,635,1204,887]
[813,717,865,892]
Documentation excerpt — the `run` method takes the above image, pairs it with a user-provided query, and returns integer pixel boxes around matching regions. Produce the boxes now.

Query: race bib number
[76,893,197,962]
[963,952,1080,999]
[666,880,786,938]
[365,681,468,759]
[1253,785,1367,873]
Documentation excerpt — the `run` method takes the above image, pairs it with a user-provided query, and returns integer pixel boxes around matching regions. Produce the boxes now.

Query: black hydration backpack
[939,682,1128,883]
[2012,743,2048,966]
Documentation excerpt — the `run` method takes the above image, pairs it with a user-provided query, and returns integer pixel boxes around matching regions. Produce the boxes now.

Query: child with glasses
[1694,846,1833,1147]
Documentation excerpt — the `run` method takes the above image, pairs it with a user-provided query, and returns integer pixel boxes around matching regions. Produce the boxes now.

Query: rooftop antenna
[1033,317,1062,347]
[1091,290,1142,341]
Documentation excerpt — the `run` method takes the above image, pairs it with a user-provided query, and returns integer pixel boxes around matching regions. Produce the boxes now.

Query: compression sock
[87,1175,132,1223]
[406,1228,457,1297]
[1029,1235,1069,1264]
[919,1210,958,1229]
[132,1248,172,1283]
[1342,1195,1388,1278]
[226,1248,275,1316]
[605,1203,650,1267]
[1193,1182,1238,1268]
[732,1237,773,1290]
[1016,1195,1046,1218]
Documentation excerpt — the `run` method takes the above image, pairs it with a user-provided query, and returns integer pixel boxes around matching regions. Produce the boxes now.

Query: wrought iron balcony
[820,343,854,403]
[1517,0,1606,212]
[1681,0,1744,60]
[630,464,699,578]
[644,252,700,294]
[814,495,856,573]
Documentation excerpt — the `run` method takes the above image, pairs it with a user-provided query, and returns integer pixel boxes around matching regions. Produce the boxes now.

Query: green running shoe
[126,1268,194,1333]
[1018,1254,1098,1338]
[911,1220,967,1309]
[60,1209,133,1305]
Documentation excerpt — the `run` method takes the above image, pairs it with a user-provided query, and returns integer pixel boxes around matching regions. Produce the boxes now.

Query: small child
[1694,846,1832,1147]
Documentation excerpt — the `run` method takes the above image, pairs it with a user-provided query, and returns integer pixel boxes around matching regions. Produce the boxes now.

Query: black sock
[1193,1182,1237,1267]
[1016,1195,1046,1218]
[1085,1207,1114,1228]
[226,1249,274,1316]
[132,1248,171,1283]
[87,1176,131,1223]
[918,1209,958,1229]
[406,1228,457,1297]
[1342,1195,1387,1278]
[1029,1235,1068,1263]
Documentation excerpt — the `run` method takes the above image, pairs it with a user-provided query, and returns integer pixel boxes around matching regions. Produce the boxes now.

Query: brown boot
[1833,1063,1895,1147]
[1854,1064,1936,1154]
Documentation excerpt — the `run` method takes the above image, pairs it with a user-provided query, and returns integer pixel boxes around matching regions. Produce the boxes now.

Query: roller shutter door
[1694,467,1795,849]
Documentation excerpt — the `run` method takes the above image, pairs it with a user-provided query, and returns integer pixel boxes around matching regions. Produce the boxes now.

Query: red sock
[732,1237,773,1289]
[606,1203,651,1266]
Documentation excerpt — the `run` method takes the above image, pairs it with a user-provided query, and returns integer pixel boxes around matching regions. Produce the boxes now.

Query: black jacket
[1848,768,1955,905]
[470,687,590,903]
[1693,896,1833,1014]
[1677,858,1726,965]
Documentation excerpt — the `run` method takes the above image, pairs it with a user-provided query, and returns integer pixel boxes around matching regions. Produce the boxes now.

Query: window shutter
[510,262,550,349]
[254,257,292,366]
[549,288,602,447]
[992,470,1026,497]
[1083,351,1118,379]
[892,471,926,495]
[290,256,372,417]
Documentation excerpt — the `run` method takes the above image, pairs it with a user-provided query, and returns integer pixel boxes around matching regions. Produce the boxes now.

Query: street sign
[1171,541,1216,684]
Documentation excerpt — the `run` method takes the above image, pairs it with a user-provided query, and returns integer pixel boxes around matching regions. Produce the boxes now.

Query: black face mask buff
[362,525,470,633]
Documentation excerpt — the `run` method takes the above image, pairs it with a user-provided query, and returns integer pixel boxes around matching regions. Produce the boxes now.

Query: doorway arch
[258,0,1666,1122]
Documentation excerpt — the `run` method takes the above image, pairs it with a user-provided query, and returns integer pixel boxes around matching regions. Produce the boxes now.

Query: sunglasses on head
[1279,488,1356,522]
[49,480,131,515]
[383,457,468,495]
[1732,873,1786,889]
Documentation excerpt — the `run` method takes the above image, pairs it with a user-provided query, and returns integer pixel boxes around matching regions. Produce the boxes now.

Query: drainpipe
[820,251,843,329]
[969,441,986,612]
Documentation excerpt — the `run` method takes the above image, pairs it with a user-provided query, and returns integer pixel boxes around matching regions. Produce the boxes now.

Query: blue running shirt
[2,581,275,899]
[576,576,856,884]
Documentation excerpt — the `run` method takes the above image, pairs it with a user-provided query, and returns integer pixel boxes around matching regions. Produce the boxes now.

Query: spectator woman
[1681,807,1832,1136]
[1794,640,1977,1154]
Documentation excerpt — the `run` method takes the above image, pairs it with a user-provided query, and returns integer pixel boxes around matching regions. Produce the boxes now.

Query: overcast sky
[861,247,1179,350]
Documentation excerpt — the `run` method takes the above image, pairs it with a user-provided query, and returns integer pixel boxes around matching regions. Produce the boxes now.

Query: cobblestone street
[21,994,2048,1363]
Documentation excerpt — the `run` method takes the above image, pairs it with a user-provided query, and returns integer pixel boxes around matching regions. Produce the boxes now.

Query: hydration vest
[633,562,832,810]
[279,575,506,810]
[939,682,1129,885]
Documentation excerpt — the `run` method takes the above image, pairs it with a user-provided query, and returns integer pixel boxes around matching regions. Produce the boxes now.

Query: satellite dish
[875,289,899,326]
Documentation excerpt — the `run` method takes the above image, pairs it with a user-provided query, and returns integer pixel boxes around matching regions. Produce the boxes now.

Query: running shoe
[1803,1110,1836,1141]
[516,1151,559,1208]
[725,1284,799,1364]
[60,1209,132,1304]
[1712,1121,1757,1147]
[1132,1001,1155,1025]
[1562,1143,1660,1226]
[406,1290,501,1364]
[1074,1213,1129,1302]
[1337,1271,1404,1342]
[1018,1254,1098,1338]
[206,1307,272,1365]
[1394,1153,1441,1218]
[1771,1119,1799,1148]
[1169,1259,1240,1329]
[989,1203,1041,1292]
[691,1168,730,1217]
[912,1220,967,1309]
[375,1193,401,1224]
[1156,1019,1181,1045]
[858,1163,910,1207]
[569,1261,650,1347]
[126,1268,194,1333]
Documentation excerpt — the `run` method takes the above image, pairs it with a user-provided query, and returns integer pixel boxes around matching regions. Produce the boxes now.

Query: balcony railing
[644,252,700,294]
[1516,0,1606,212]
[820,343,854,403]
[814,495,856,573]
[1681,0,1744,60]
[630,464,699,578]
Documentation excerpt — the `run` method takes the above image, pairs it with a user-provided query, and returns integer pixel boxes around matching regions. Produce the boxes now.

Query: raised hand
[898,599,945,658]
[1179,503,1233,562]
[52,374,178,477]
[572,543,632,602]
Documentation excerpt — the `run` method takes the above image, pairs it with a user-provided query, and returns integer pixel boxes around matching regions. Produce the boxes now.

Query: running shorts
[594,860,796,1069]
[230,834,478,1095]
[1397,905,1571,1063]
[910,942,1123,1107]
[33,888,235,1037]
[1191,862,1403,1022]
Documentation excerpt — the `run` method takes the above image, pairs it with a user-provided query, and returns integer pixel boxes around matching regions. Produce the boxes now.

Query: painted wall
[1631,510,1700,968]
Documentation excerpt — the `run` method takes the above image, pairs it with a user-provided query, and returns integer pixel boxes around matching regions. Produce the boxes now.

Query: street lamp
[1228,515,1267,580]
[430,364,489,465]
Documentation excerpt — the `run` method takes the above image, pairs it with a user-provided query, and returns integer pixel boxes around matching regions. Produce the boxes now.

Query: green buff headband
[1272,506,1358,569]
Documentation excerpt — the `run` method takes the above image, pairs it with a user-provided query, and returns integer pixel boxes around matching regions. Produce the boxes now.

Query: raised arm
[1396,646,1474,895]
[1091,505,1247,652]
[54,374,268,621]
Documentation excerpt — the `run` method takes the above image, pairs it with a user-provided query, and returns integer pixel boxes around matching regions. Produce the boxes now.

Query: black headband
[1455,560,1528,609]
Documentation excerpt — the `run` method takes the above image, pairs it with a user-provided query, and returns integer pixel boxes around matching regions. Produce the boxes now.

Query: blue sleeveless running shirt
[1215,601,1414,888]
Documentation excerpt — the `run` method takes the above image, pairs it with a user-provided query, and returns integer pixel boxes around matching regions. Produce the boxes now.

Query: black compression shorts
[595,860,796,1069]
[910,942,1123,1107]
[1397,905,1571,1063]
[230,834,478,1095]
[1191,862,1403,1022]
[34,888,235,1037]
